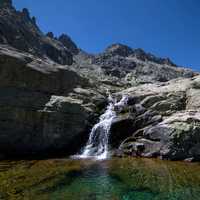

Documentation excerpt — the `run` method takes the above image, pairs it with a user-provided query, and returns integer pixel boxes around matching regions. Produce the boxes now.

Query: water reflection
[0,158,199,200]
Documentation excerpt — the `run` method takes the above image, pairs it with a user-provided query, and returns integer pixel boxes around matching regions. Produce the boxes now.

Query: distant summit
[104,43,176,67]
[105,43,133,57]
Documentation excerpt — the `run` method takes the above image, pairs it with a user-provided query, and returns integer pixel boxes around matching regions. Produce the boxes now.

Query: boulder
[116,76,200,161]
[120,111,200,161]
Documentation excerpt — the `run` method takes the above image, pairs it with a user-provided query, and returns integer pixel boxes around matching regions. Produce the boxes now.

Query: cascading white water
[80,102,116,159]
[78,94,129,160]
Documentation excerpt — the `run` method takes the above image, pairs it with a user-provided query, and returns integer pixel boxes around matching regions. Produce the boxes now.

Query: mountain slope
[0,0,75,65]
[73,43,197,88]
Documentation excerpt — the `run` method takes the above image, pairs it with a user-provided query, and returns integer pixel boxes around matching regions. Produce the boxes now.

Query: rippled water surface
[0,158,199,200]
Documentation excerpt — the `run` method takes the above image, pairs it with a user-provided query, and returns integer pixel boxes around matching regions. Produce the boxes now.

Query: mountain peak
[103,44,177,67]
[0,2,73,65]
[105,43,133,57]
[58,34,79,55]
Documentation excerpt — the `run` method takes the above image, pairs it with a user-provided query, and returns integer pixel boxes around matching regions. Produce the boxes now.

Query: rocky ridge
[0,0,79,65]
[0,0,199,161]
[71,43,196,90]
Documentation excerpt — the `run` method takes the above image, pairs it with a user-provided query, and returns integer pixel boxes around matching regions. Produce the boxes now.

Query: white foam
[75,94,128,160]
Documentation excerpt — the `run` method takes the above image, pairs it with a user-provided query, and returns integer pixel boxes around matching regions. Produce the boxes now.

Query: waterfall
[77,93,129,160]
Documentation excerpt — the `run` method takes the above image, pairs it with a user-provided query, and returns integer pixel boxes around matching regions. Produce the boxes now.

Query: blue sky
[13,0,200,71]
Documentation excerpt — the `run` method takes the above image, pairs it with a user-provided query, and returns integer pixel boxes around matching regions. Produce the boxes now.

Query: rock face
[91,43,195,83]
[0,0,73,65]
[0,1,199,160]
[0,45,98,157]
[115,76,200,161]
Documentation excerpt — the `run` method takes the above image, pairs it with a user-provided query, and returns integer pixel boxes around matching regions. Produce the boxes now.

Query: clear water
[79,95,128,159]
[0,157,199,200]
